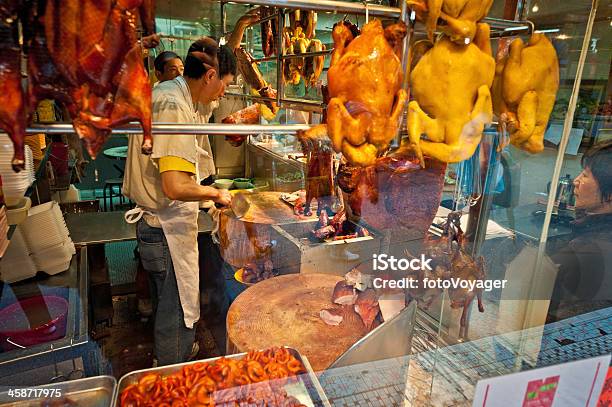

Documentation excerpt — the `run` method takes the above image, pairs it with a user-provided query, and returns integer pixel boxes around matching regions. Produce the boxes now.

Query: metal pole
[393,1,413,149]
[221,1,227,35]
[276,10,285,108]
[24,123,311,135]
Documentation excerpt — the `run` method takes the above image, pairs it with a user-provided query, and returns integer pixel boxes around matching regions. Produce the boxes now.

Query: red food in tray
[120,347,307,407]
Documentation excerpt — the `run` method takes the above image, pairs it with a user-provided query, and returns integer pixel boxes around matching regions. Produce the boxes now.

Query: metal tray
[0,375,116,407]
[114,348,330,407]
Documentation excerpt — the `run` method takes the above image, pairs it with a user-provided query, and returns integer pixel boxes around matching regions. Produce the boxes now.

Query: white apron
[125,77,208,329]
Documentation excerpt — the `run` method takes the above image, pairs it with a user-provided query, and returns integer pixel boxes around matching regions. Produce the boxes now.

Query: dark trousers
[136,219,195,366]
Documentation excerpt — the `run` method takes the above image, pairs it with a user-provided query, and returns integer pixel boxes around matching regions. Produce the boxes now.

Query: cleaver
[229,192,250,218]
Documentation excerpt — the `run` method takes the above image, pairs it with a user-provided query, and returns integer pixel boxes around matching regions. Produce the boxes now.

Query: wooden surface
[226,273,368,372]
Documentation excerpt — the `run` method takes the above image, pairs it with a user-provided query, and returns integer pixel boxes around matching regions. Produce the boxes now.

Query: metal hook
[525,20,536,35]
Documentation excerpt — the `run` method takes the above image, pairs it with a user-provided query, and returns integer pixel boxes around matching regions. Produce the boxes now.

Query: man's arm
[161,170,231,205]
[226,10,260,51]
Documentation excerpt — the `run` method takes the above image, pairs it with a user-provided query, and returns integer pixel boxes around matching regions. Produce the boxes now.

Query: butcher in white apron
[123,38,236,366]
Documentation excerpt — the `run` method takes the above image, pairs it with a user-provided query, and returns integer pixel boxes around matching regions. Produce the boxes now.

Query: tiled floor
[316,307,612,406]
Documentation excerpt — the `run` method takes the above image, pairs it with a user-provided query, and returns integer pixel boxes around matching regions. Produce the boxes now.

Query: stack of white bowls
[0,227,37,283]
[21,201,75,275]
[0,135,35,206]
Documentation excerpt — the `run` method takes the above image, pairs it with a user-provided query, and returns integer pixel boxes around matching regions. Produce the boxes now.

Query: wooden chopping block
[218,192,302,268]
[226,273,368,371]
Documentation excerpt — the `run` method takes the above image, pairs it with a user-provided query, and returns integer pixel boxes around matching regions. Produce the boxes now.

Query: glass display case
[1,0,609,405]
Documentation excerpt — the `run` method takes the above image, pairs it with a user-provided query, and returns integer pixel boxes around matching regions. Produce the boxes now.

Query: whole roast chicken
[492,33,559,153]
[407,0,493,44]
[408,23,495,165]
[300,19,407,167]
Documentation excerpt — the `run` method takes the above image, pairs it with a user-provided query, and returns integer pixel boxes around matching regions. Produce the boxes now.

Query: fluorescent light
[504,26,529,32]
[535,29,560,33]
[556,34,570,40]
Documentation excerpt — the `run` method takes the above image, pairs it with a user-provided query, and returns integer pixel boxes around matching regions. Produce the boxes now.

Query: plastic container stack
[21,201,75,275]
[0,135,35,206]
[0,227,37,283]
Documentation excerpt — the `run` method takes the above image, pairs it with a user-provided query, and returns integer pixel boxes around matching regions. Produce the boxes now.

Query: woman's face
[573,167,602,210]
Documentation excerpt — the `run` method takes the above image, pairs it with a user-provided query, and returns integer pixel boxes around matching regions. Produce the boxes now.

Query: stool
[103,178,124,211]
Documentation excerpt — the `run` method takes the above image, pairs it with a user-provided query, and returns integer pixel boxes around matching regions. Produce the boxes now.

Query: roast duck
[0,0,156,170]
[419,212,485,340]
[282,10,324,89]
[492,33,559,153]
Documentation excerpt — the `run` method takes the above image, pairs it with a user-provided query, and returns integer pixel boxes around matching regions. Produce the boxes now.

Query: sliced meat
[320,308,343,326]
[354,289,380,330]
[332,281,357,305]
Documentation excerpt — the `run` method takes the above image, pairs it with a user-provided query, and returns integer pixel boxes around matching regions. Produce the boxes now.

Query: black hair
[153,51,182,73]
[581,140,612,202]
[184,37,237,79]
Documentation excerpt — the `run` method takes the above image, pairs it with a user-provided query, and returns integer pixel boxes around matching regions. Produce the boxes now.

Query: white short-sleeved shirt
[123,77,217,211]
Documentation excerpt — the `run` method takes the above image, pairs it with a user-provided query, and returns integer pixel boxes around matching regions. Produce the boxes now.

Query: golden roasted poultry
[492,33,559,153]
[299,19,407,167]
[408,22,495,165]
[283,27,309,86]
[407,0,493,44]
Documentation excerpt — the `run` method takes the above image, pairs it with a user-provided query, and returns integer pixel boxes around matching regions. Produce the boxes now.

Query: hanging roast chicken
[407,0,493,44]
[492,33,559,153]
[298,19,407,167]
[408,22,495,166]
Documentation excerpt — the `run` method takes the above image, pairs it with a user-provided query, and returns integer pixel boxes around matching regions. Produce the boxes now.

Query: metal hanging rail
[224,0,400,18]
[224,0,535,36]
[225,92,325,113]
[24,123,311,135]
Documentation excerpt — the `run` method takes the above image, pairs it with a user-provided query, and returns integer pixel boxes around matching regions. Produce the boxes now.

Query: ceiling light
[556,34,569,40]
[532,4,539,13]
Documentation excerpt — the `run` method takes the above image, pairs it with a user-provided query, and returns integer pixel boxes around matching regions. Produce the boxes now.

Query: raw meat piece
[320,308,343,326]
[354,289,380,330]
[332,281,357,305]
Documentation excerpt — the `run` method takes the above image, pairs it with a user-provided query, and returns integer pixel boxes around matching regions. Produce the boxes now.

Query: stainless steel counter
[65,210,214,246]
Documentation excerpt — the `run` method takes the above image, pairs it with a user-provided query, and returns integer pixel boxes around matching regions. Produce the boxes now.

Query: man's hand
[238,9,261,27]
[227,9,261,51]
[214,189,232,207]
